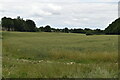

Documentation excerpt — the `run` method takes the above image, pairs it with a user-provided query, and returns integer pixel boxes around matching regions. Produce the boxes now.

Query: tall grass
[2,31,118,78]
[0,31,2,78]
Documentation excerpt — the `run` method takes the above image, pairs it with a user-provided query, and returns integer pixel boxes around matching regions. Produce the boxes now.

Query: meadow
[0,31,2,79]
[2,31,118,78]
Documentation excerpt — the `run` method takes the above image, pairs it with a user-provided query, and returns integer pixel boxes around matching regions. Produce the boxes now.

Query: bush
[86,32,94,36]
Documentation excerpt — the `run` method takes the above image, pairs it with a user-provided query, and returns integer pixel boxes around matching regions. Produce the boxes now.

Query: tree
[105,18,120,35]
[63,27,69,33]
[93,29,104,35]
[38,26,44,32]
[25,19,36,32]
[13,17,25,31]
[44,25,51,32]
[1,17,8,30]
[1,16,37,32]
[71,28,85,33]
[1,17,14,31]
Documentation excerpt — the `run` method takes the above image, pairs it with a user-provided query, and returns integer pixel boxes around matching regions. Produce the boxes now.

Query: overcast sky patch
[0,0,119,29]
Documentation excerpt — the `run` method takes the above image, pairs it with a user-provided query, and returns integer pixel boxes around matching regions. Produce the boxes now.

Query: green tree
[1,17,14,31]
[105,18,120,34]
[62,27,69,33]
[44,25,51,32]
[26,19,36,32]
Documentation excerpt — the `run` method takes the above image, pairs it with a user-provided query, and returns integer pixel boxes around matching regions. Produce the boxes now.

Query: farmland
[2,31,118,78]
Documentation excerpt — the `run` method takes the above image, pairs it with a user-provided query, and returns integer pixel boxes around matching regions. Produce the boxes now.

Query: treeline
[104,18,120,35]
[1,16,120,35]
[2,16,37,32]
[38,26,104,35]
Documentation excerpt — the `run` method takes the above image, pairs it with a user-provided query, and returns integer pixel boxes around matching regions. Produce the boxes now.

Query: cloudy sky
[0,0,119,29]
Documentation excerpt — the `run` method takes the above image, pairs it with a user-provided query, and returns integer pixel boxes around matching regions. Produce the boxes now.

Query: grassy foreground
[0,31,2,79]
[2,31,118,78]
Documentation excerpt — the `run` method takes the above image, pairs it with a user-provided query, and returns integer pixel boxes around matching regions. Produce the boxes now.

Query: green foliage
[1,16,37,32]
[62,27,69,33]
[26,20,36,32]
[105,18,120,34]
[70,28,85,33]
[2,17,14,31]
[44,25,51,32]
[86,31,94,36]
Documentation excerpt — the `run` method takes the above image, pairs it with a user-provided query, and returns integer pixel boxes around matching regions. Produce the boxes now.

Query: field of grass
[0,31,2,79]
[2,31,118,78]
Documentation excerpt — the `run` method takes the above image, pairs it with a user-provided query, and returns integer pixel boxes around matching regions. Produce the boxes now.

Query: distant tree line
[1,16,120,35]
[38,26,104,35]
[2,16,37,32]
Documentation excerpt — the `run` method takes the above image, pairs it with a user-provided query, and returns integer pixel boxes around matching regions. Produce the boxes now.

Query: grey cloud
[0,1,118,29]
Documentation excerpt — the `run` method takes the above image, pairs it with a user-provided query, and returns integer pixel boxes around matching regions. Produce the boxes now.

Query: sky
[0,0,119,29]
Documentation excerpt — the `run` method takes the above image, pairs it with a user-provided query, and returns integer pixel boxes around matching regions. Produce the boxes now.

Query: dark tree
[93,29,104,35]
[44,25,51,32]
[2,17,14,31]
[71,28,85,33]
[1,16,37,32]
[39,26,44,32]
[105,18,120,35]
[13,17,25,31]
[26,19,36,32]
[1,17,8,30]
[62,27,69,33]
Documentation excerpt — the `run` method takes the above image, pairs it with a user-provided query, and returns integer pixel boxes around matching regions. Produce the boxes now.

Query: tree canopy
[1,16,37,32]
[105,18,120,35]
